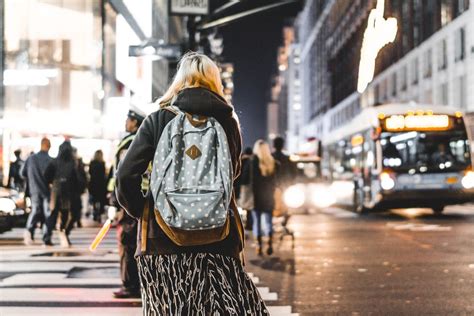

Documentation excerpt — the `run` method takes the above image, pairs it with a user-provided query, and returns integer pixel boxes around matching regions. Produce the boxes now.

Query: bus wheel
[432,206,444,214]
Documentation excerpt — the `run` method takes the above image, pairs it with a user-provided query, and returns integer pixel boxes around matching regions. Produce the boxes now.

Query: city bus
[322,103,474,213]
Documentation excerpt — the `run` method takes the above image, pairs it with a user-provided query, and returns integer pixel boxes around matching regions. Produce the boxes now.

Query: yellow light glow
[357,0,398,93]
[455,111,463,118]
[378,113,386,120]
[351,134,364,147]
[385,114,450,131]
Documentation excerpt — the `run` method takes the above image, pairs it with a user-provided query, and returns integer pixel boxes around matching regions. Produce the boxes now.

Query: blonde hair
[157,51,225,107]
[253,140,276,176]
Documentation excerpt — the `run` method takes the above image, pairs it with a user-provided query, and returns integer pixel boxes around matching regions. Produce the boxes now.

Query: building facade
[294,0,473,151]
[0,0,186,183]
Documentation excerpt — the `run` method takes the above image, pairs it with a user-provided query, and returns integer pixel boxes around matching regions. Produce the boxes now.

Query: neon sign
[385,115,450,131]
[357,0,398,93]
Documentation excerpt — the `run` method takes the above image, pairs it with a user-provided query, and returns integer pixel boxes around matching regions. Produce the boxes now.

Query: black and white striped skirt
[137,253,269,315]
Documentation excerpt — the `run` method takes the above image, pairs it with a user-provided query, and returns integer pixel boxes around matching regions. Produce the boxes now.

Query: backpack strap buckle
[185,113,207,127]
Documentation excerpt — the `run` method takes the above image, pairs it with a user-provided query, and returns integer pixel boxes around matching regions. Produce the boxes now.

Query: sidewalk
[0,221,298,315]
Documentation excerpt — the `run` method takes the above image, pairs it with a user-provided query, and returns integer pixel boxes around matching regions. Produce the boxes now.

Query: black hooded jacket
[116,87,243,258]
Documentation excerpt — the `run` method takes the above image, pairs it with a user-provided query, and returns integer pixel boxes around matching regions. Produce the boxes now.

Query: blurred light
[107,206,117,221]
[310,184,336,208]
[419,166,428,173]
[283,184,305,208]
[278,64,287,71]
[142,46,156,55]
[462,171,474,189]
[0,198,16,214]
[293,57,301,64]
[351,134,364,147]
[293,103,302,110]
[357,0,398,93]
[455,111,463,118]
[383,158,402,167]
[329,181,354,199]
[4,69,57,86]
[380,172,395,190]
[390,131,417,143]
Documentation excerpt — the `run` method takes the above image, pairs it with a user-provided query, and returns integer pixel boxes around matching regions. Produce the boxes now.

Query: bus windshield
[381,130,471,173]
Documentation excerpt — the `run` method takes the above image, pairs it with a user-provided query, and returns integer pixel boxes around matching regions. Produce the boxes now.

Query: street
[1,204,473,315]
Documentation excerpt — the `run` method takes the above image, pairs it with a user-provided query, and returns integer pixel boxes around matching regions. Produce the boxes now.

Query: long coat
[251,157,278,213]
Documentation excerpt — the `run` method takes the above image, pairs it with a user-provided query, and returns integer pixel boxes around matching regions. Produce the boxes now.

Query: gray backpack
[149,106,233,246]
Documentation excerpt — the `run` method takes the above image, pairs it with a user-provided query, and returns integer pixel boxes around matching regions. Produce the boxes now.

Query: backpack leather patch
[185,145,202,160]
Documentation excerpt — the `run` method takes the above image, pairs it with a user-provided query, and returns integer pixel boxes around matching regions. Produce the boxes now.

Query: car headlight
[310,184,336,208]
[0,198,16,215]
[380,172,395,191]
[283,185,305,209]
[462,171,474,189]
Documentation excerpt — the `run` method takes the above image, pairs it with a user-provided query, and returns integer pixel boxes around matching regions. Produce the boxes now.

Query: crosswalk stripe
[0,228,298,315]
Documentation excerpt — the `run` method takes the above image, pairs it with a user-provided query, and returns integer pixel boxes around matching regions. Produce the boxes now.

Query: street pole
[187,16,197,51]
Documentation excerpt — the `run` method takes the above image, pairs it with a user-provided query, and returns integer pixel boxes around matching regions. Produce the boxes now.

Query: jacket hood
[172,87,234,117]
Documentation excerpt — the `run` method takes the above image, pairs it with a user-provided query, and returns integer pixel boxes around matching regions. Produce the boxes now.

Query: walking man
[108,106,145,299]
[9,149,25,192]
[21,138,53,246]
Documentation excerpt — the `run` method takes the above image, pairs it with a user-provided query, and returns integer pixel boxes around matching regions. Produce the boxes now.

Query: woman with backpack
[44,140,79,247]
[116,52,268,315]
[252,140,278,256]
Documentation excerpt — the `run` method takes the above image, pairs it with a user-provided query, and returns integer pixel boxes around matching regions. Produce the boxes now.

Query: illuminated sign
[170,0,209,15]
[351,134,364,147]
[384,115,450,131]
[357,0,398,93]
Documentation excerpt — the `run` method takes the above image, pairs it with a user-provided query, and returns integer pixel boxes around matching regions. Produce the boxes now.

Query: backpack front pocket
[164,190,227,230]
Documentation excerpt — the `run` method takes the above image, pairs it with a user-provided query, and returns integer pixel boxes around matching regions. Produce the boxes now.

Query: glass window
[400,66,407,91]
[423,49,432,78]
[437,83,449,105]
[437,39,448,70]
[455,75,467,109]
[391,72,397,97]
[411,58,419,85]
[455,27,465,62]
[441,0,453,26]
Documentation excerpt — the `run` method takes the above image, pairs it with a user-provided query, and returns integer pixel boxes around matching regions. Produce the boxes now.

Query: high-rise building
[294,0,473,150]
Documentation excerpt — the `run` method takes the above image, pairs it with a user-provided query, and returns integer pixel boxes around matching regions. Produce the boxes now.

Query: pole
[187,16,196,51]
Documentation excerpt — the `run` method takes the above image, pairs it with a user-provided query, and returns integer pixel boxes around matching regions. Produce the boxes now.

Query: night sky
[219,3,300,148]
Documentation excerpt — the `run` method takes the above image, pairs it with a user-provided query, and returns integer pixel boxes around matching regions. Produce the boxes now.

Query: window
[391,73,397,97]
[455,27,465,62]
[437,39,447,70]
[455,75,467,109]
[411,58,419,85]
[437,83,449,105]
[400,66,407,91]
[441,0,453,26]
[423,49,432,78]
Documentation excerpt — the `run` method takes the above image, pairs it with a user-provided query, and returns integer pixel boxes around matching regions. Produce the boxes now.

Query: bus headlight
[380,172,395,191]
[310,184,336,208]
[0,198,16,215]
[283,185,305,209]
[461,171,474,189]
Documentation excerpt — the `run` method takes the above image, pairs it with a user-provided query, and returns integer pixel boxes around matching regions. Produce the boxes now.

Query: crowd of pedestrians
[8,138,105,247]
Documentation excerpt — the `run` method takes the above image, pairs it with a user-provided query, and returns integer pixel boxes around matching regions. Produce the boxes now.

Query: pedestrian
[237,147,255,231]
[116,52,268,315]
[107,106,145,299]
[8,149,25,192]
[272,136,296,187]
[20,138,53,246]
[88,150,107,223]
[44,140,79,248]
[72,148,87,228]
[252,140,279,256]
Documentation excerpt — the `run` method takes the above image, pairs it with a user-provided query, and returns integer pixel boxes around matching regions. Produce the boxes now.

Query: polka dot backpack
[149,106,233,246]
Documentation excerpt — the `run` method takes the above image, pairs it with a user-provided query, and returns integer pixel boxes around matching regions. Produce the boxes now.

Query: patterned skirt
[137,253,269,316]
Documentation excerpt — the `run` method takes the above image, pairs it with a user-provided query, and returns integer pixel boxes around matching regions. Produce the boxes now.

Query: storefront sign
[170,0,209,15]
[357,0,397,93]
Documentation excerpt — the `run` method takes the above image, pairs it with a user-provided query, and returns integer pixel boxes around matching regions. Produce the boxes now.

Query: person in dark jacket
[115,52,267,315]
[272,136,296,187]
[236,147,254,231]
[252,139,278,256]
[71,148,87,228]
[20,138,53,246]
[109,107,145,299]
[44,140,79,248]
[8,149,25,192]
[88,150,107,222]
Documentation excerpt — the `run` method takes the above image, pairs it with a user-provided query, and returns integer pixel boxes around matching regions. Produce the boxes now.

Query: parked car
[0,187,29,233]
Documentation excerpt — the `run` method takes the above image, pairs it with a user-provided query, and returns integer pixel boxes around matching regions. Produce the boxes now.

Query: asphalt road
[246,204,474,315]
